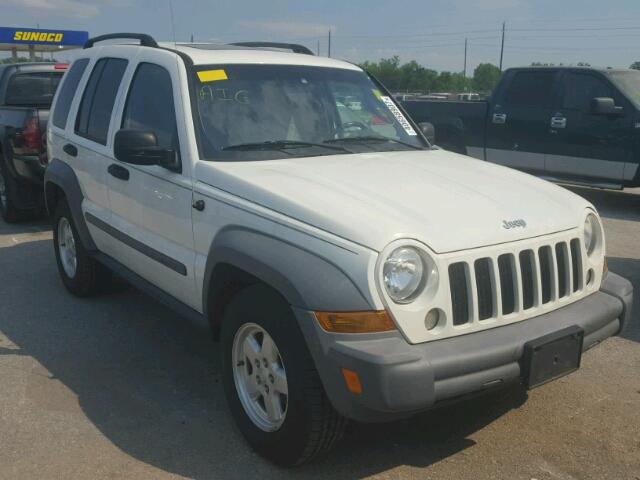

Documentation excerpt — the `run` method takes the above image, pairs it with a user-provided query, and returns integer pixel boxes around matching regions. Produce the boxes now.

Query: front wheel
[221,285,346,466]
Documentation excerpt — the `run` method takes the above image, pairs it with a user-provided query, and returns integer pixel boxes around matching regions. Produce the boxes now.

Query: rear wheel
[221,284,346,466]
[53,200,110,296]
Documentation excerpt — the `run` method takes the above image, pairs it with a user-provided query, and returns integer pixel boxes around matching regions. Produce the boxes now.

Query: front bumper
[296,272,633,423]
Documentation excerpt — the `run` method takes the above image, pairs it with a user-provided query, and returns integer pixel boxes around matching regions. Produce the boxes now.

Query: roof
[161,42,362,71]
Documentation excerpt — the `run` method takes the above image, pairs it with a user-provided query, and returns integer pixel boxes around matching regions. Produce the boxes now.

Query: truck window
[5,71,63,107]
[121,63,178,151]
[608,70,640,108]
[562,73,612,111]
[75,58,128,145]
[52,59,89,129]
[504,71,556,107]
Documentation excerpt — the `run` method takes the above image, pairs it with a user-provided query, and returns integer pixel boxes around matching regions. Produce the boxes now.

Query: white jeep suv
[46,34,633,466]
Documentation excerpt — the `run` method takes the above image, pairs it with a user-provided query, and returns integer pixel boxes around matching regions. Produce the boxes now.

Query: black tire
[53,200,111,296]
[221,284,346,466]
[0,155,24,223]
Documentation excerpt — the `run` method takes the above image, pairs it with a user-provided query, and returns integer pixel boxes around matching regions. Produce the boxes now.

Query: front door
[106,52,198,310]
[545,70,632,185]
[485,69,560,175]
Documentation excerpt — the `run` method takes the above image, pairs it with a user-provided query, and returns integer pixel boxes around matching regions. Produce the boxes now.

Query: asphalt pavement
[0,186,638,480]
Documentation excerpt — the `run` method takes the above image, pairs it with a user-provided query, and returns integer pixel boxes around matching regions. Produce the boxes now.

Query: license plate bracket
[522,325,584,389]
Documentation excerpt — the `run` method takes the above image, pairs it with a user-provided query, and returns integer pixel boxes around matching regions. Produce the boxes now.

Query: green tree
[472,63,501,92]
[630,61,640,70]
[360,57,474,93]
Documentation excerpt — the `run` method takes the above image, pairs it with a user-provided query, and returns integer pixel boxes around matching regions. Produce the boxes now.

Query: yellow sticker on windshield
[372,89,382,99]
[197,69,228,82]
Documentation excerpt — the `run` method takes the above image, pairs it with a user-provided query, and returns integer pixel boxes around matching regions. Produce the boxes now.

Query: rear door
[485,69,560,174]
[545,70,632,185]
[64,55,128,253]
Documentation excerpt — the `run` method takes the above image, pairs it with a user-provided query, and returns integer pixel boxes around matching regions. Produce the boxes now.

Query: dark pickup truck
[403,66,640,190]
[0,62,67,222]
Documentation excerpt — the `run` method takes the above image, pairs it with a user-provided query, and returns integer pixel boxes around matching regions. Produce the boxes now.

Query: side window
[504,71,556,107]
[75,58,128,145]
[52,58,89,129]
[562,73,613,111]
[121,63,179,151]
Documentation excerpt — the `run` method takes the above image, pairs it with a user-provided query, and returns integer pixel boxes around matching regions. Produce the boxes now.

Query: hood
[195,149,590,253]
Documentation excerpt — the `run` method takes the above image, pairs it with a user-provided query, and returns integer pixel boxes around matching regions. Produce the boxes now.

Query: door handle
[550,116,567,129]
[492,113,507,124]
[192,199,205,211]
[63,143,78,157]
[108,163,130,181]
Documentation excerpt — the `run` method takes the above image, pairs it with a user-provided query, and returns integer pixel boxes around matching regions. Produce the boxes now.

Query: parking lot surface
[0,187,638,480]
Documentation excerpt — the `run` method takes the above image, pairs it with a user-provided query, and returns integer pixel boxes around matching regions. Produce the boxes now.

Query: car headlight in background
[583,213,602,257]
[383,246,425,303]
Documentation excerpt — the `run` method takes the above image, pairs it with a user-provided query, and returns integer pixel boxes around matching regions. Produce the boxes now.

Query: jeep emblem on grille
[503,219,527,229]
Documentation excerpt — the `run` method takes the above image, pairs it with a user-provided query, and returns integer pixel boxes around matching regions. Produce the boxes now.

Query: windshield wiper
[222,140,350,153]
[324,135,423,150]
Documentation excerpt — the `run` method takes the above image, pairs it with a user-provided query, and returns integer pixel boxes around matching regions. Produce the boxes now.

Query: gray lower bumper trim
[297,272,632,423]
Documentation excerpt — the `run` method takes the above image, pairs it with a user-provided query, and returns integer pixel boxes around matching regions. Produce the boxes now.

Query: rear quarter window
[52,59,89,129]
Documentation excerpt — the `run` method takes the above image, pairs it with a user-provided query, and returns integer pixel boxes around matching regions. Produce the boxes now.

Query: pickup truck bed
[403,99,487,154]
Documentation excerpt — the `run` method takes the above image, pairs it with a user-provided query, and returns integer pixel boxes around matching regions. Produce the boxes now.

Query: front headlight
[383,247,425,303]
[583,213,602,256]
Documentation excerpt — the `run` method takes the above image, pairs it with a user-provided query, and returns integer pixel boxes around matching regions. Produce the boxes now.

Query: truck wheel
[53,200,110,296]
[0,157,23,223]
[221,284,346,466]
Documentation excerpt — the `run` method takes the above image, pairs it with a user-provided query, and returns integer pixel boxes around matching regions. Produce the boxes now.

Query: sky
[3,0,640,74]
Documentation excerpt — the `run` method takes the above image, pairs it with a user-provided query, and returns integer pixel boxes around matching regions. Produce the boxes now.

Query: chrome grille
[448,237,584,326]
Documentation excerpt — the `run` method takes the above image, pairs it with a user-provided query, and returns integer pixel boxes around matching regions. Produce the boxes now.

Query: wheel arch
[203,226,374,335]
[44,158,97,251]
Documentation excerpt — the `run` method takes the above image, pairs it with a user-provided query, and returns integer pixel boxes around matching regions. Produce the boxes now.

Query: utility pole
[463,37,468,78]
[328,29,331,57]
[499,21,505,71]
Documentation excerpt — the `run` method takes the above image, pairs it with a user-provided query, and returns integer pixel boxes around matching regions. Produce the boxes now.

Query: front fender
[202,226,375,318]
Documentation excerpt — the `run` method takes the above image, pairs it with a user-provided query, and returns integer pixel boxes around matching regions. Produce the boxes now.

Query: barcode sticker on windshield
[380,96,417,136]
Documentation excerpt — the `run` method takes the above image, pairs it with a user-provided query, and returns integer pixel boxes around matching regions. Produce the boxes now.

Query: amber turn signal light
[314,310,396,333]
[341,368,363,395]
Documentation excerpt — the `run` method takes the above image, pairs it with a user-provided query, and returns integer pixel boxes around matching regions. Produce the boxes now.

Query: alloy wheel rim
[57,217,77,278]
[232,323,288,432]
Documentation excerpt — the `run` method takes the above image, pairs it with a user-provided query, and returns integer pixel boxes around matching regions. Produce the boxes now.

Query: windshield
[608,70,640,108]
[192,64,428,161]
[5,72,63,106]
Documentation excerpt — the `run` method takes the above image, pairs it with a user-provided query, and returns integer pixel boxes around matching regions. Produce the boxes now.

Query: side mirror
[418,122,436,144]
[591,97,623,115]
[114,129,179,170]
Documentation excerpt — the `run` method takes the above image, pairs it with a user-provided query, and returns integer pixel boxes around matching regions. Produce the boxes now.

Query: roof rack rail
[84,33,158,49]
[228,42,314,55]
